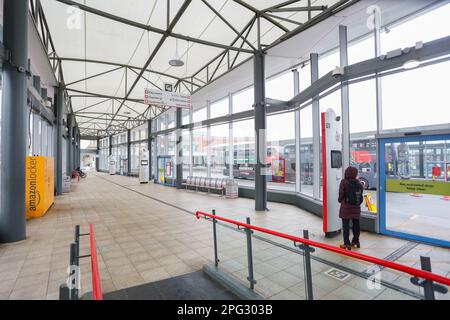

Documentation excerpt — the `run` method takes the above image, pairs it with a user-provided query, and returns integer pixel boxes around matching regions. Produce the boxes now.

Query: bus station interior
[0,0,449,301]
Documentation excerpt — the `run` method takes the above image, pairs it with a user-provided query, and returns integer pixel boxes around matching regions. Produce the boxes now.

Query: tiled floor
[0,172,448,300]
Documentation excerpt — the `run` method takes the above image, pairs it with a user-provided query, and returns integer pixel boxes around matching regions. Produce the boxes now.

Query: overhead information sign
[144,88,192,109]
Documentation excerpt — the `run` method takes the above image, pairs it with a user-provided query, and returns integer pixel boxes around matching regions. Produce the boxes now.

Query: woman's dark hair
[344,166,358,180]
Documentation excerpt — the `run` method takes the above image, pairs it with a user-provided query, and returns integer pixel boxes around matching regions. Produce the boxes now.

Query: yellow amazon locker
[26,156,55,219]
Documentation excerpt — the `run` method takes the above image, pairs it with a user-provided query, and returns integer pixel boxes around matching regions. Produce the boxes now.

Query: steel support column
[77,133,81,168]
[339,25,350,170]
[96,138,100,172]
[176,107,183,189]
[374,8,383,134]
[293,69,301,193]
[228,93,233,179]
[67,114,73,174]
[55,85,64,195]
[127,129,131,175]
[74,128,78,169]
[189,110,194,176]
[78,133,81,167]
[148,119,153,180]
[206,100,211,178]
[374,10,382,234]
[0,0,28,242]
[254,51,267,211]
[109,135,112,157]
[310,53,321,199]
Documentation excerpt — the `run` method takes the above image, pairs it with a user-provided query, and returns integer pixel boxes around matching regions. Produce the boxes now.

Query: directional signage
[144,88,192,109]
[164,83,173,92]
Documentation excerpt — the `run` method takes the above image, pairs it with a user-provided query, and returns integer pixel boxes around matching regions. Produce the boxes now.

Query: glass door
[379,135,450,247]
[157,156,175,186]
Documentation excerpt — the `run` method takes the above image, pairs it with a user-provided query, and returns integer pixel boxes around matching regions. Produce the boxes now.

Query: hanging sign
[144,88,192,109]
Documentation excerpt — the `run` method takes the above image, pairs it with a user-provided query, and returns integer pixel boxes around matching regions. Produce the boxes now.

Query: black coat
[338,167,363,219]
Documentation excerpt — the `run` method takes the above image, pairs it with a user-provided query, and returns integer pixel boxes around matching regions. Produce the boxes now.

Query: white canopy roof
[38,0,351,136]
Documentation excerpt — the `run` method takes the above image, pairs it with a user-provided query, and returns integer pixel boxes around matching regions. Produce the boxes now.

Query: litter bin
[225,179,238,199]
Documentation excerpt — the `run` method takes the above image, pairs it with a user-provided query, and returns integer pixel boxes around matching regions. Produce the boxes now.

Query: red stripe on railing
[89,224,103,300]
[195,211,450,287]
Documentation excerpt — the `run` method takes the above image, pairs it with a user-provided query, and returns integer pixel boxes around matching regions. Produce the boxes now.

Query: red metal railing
[195,211,450,287]
[89,224,103,300]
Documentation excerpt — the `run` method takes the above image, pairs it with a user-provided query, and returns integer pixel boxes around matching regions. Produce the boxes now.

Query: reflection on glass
[300,105,313,197]
[210,124,229,179]
[182,130,191,178]
[192,127,207,177]
[232,119,255,186]
[267,112,296,192]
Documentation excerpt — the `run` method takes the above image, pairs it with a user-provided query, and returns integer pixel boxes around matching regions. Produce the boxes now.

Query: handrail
[195,211,450,287]
[89,224,103,300]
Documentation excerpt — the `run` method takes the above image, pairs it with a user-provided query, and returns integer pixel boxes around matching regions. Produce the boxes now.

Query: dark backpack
[345,180,363,205]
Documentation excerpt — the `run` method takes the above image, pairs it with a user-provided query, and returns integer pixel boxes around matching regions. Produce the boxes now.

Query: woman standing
[338,166,364,250]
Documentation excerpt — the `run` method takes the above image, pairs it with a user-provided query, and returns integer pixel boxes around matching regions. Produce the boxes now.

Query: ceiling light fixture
[169,38,184,67]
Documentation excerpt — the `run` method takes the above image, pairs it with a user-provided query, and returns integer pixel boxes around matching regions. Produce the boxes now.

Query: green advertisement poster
[386,179,450,196]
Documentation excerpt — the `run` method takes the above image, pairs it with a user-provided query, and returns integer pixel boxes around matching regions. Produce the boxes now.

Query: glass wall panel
[266,72,294,101]
[299,63,311,92]
[210,97,229,119]
[156,133,176,180]
[182,108,191,125]
[32,112,41,155]
[300,105,313,196]
[381,3,450,54]
[167,109,176,129]
[319,50,340,78]
[382,137,450,245]
[193,106,207,123]
[349,79,378,210]
[232,119,255,187]
[210,124,229,179]
[267,112,296,192]
[232,87,253,113]
[381,60,450,130]
[182,129,191,178]
[157,134,167,156]
[27,108,33,155]
[131,123,147,142]
[131,143,139,174]
[156,114,166,131]
[98,137,109,171]
[192,127,207,177]
[130,141,148,175]
[167,131,176,158]
[348,35,374,65]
